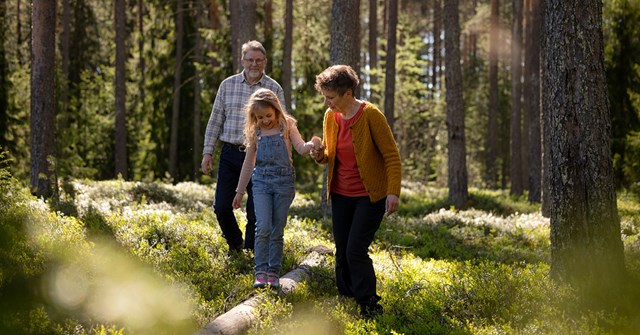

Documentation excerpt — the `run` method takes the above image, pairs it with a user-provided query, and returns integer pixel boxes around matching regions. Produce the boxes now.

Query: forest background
[2,0,640,334]
[2,0,639,197]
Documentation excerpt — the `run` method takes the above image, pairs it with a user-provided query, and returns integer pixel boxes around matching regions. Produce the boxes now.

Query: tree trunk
[193,0,203,180]
[384,0,397,131]
[526,0,541,203]
[543,0,625,286]
[59,0,70,129]
[486,0,500,188]
[263,0,273,75]
[231,0,257,73]
[0,0,7,149]
[431,0,441,97]
[17,0,22,66]
[520,0,529,192]
[326,0,361,215]
[209,0,221,69]
[330,0,360,70]
[30,0,56,197]
[444,0,469,208]
[282,0,293,113]
[368,0,378,104]
[115,0,128,179]
[169,0,184,180]
[509,0,523,195]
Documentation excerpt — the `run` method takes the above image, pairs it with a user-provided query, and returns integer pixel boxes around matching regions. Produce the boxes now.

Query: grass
[1,174,640,334]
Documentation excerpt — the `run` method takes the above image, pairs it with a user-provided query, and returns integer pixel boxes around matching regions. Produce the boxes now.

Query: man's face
[242,49,267,81]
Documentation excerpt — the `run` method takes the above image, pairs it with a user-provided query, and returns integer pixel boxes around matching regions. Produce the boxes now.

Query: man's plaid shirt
[203,71,286,155]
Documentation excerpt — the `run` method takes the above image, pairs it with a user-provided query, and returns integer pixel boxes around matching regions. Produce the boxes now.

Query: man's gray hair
[241,40,266,58]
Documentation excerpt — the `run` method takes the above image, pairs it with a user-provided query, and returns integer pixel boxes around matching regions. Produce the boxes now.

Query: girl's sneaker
[253,272,267,289]
[267,272,280,289]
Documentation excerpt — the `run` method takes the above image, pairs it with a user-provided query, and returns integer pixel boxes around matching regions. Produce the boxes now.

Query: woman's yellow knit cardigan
[316,102,402,203]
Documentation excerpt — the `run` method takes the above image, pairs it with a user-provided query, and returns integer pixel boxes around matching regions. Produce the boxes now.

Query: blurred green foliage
[2,163,640,333]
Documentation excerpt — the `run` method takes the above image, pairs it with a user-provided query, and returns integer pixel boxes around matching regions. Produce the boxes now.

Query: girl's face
[254,105,278,130]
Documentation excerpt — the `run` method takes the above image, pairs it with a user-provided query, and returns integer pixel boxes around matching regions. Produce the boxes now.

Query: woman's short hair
[314,65,360,96]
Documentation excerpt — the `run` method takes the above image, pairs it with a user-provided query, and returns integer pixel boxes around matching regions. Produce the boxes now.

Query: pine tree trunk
[115,0,128,179]
[193,0,203,180]
[30,0,56,197]
[231,0,257,72]
[263,0,273,75]
[282,0,293,113]
[486,0,500,188]
[510,0,523,195]
[444,0,469,208]
[526,0,541,203]
[0,0,8,149]
[543,0,625,285]
[431,0,441,97]
[330,0,360,69]
[169,0,184,180]
[368,0,378,104]
[384,0,397,131]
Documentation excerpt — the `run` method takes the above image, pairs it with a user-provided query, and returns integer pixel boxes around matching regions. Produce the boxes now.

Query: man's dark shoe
[359,295,383,319]
[360,302,383,319]
[227,243,243,256]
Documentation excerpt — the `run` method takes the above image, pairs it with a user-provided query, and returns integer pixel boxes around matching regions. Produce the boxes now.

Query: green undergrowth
[1,168,640,334]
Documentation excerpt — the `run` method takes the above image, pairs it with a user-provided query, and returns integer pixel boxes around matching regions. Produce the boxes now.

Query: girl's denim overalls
[252,127,295,275]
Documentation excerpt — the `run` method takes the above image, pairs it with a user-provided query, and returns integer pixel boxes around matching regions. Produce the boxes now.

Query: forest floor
[2,177,640,334]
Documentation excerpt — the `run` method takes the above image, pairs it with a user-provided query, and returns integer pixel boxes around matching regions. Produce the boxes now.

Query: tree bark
[368,0,378,104]
[444,0,469,208]
[431,0,441,97]
[0,0,7,149]
[384,0,397,131]
[543,0,625,285]
[169,0,184,180]
[525,0,541,203]
[486,0,500,188]
[282,0,293,113]
[230,0,256,73]
[509,0,523,195]
[326,0,361,215]
[209,0,221,69]
[30,0,57,197]
[263,0,273,75]
[115,0,128,179]
[193,0,203,180]
[329,0,360,70]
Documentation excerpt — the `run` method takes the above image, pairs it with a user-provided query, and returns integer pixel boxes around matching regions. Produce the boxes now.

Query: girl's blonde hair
[243,88,295,148]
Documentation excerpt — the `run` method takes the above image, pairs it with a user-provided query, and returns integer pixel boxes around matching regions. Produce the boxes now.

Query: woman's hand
[385,194,399,215]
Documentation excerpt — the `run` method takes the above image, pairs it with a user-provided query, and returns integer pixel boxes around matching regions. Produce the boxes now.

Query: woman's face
[320,88,352,114]
[254,105,278,130]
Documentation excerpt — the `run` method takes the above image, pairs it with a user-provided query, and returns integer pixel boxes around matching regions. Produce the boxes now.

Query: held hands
[309,136,324,161]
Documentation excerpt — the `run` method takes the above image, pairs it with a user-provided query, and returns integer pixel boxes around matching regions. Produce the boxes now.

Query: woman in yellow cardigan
[310,65,401,319]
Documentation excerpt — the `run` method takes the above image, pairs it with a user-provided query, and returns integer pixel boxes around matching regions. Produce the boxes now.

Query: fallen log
[196,245,333,335]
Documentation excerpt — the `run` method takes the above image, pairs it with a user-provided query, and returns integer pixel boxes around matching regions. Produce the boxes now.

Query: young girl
[232,88,321,289]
